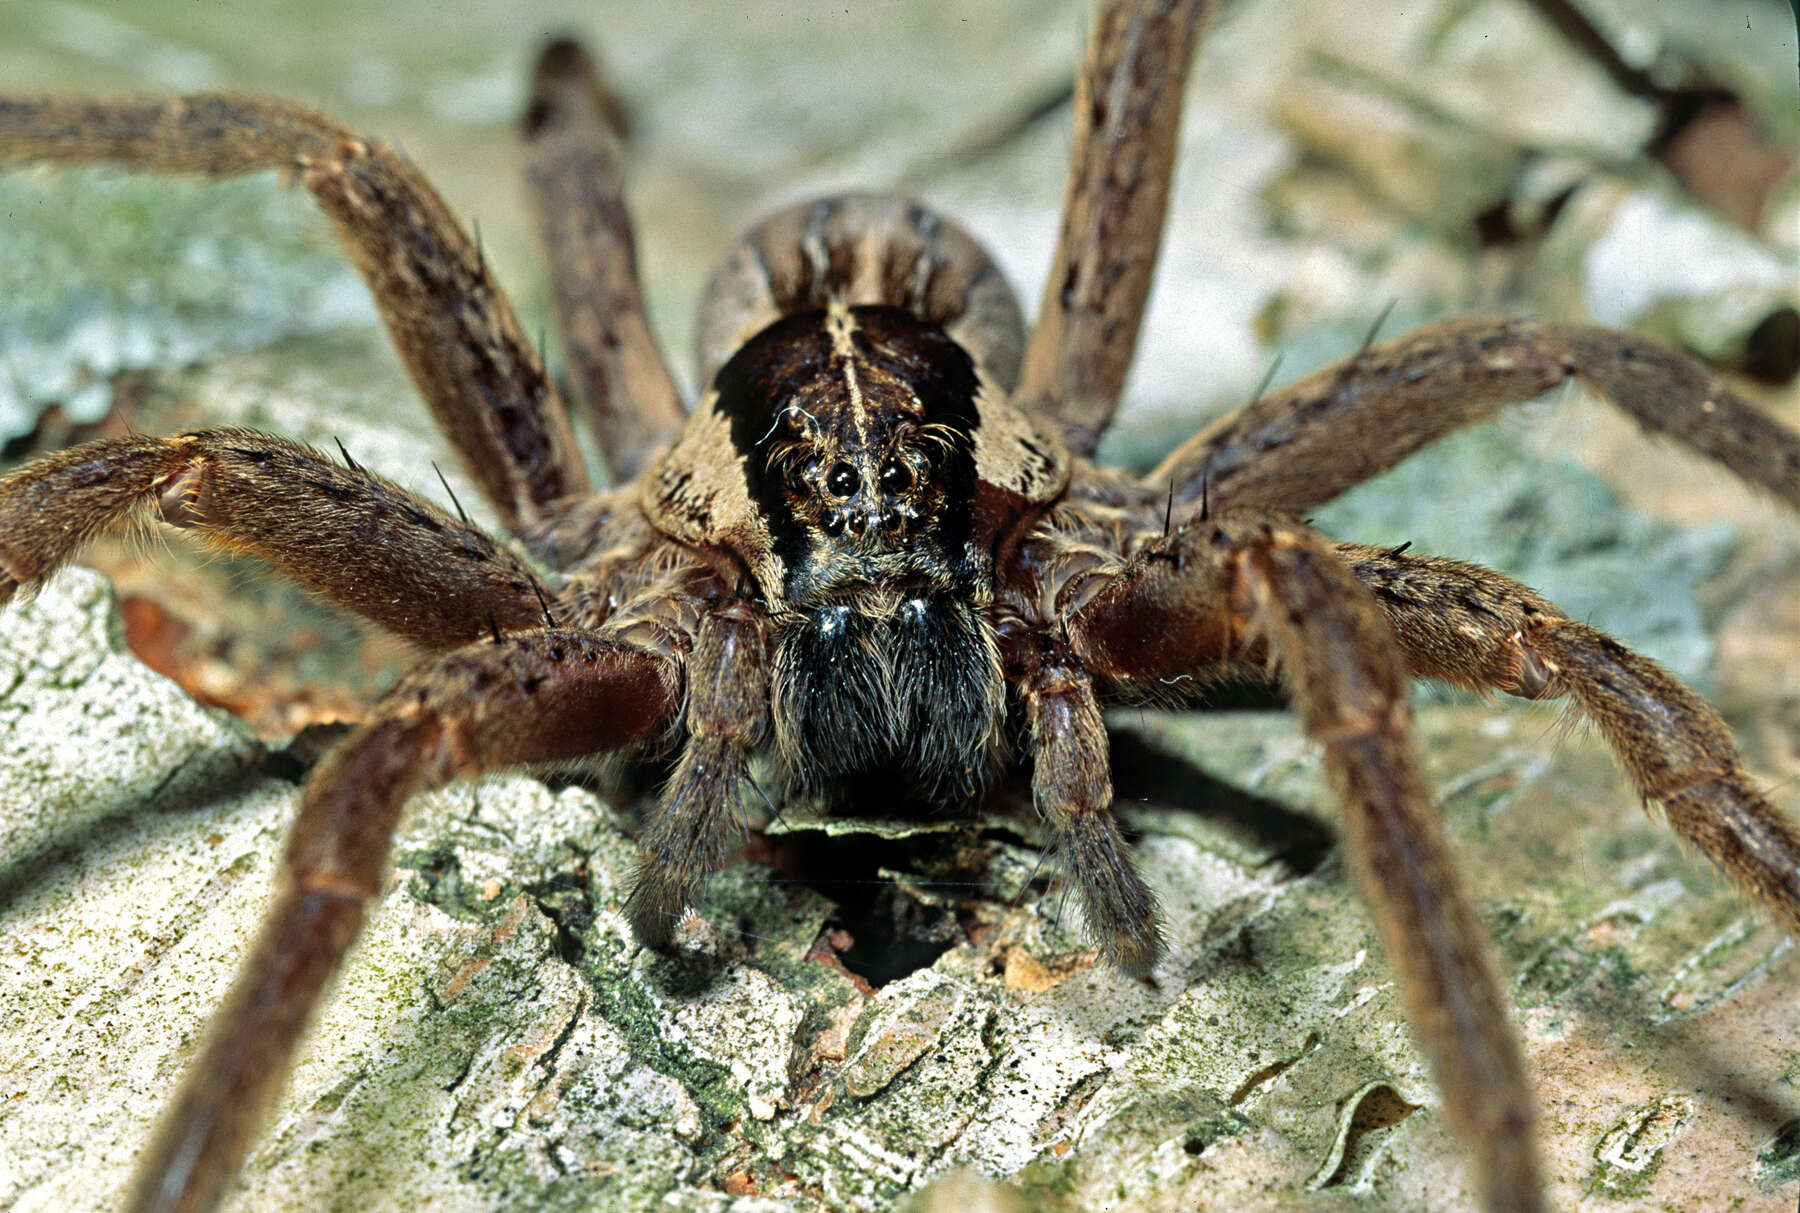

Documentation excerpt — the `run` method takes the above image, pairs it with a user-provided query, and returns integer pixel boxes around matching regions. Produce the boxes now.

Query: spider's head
[646,303,1068,608]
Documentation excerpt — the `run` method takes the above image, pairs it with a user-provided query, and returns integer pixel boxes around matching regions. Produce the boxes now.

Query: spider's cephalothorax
[4,5,1800,1212]
[688,301,1009,803]
[707,300,1012,805]
[644,198,1066,807]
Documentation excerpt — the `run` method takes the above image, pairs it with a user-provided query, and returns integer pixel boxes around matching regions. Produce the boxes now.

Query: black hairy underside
[770,594,1003,809]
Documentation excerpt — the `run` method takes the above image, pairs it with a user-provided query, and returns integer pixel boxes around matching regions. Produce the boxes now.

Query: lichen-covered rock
[3,571,1797,1211]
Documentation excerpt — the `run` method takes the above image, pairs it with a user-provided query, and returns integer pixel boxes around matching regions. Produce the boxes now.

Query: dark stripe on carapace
[711,304,983,603]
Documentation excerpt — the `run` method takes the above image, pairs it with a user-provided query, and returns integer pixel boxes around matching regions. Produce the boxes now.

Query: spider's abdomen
[693,193,1025,391]
[770,593,1003,808]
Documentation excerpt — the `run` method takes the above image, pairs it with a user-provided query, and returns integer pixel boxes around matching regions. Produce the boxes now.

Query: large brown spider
[2,2,1797,1211]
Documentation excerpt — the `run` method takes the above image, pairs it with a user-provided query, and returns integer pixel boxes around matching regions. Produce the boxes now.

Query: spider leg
[0,93,589,532]
[1339,542,1800,935]
[126,626,678,1213]
[1014,0,1216,456]
[0,428,553,649]
[1151,318,1800,516]
[522,39,687,483]
[1053,509,1543,1213]
[1006,629,1164,972]
[626,598,771,947]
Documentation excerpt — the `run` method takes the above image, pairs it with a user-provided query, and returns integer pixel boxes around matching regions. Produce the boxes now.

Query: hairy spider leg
[0,93,589,532]
[1015,0,1216,456]
[1339,542,1800,936]
[127,629,679,1213]
[1053,507,1544,1213]
[522,38,688,483]
[0,428,553,648]
[1153,317,1800,519]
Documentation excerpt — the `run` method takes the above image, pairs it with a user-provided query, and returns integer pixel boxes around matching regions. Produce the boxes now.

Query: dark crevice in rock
[265,719,354,782]
[1228,1030,1321,1106]
[1756,1117,1800,1189]
[1316,1082,1421,1189]
[754,828,998,987]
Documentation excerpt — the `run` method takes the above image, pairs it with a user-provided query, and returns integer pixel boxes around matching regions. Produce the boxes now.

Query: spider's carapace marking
[1,3,1798,1212]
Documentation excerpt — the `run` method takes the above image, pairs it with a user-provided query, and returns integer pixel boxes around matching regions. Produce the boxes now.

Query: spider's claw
[154,460,217,529]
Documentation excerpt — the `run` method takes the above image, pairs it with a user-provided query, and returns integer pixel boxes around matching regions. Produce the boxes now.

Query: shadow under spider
[1108,727,1337,879]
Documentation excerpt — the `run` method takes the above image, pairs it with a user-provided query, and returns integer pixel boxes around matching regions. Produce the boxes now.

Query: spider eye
[825,462,860,498]
[879,458,913,494]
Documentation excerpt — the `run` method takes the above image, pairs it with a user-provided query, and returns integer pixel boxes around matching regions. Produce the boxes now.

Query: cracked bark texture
[2,0,1798,1210]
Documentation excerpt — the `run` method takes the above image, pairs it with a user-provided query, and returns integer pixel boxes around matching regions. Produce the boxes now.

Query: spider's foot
[1063,813,1165,976]
[1091,916,1166,978]
[624,856,698,952]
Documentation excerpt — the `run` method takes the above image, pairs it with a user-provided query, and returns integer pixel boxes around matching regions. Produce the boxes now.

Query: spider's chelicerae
[3,2,1798,1211]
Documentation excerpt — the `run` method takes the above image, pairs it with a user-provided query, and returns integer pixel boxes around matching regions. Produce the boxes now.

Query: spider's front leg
[0,429,556,649]
[1152,318,1800,517]
[1048,509,1544,1213]
[0,93,588,531]
[128,629,680,1213]
[1338,542,1800,935]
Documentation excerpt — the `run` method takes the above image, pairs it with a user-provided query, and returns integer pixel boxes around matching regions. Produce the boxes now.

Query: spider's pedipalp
[523,37,687,483]
[1008,630,1163,973]
[0,92,589,532]
[128,628,679,1213]
[1055,508,1543,1213]
[1153,318,1800,520]
[1341,542,1800,938]
[1015,0,1215,456]
[0,428,554,650]
[627,599,770,948]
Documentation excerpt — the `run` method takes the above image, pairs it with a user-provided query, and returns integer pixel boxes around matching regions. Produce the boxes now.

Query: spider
[2,1,1798,1211]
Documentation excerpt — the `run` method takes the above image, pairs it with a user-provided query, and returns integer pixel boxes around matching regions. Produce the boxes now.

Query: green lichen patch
[1586,1095,1695,1198]
[0,172,372,443]
[1756,1118,1800,1191]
